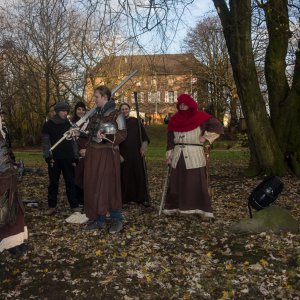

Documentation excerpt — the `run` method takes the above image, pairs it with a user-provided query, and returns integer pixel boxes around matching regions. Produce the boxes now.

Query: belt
[174,143,203,147]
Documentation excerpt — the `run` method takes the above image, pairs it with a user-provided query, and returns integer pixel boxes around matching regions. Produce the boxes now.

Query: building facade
[85,54,208,123]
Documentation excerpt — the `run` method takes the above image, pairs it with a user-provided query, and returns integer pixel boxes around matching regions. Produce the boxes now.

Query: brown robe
[0,147,27,251]
[75,137,88,189]
[164,118,223,217]
[83,105,127,219]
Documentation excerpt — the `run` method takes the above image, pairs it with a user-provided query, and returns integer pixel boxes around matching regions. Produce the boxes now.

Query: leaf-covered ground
[1,153,300,299]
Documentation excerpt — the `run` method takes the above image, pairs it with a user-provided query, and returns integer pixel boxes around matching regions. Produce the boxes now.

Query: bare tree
[183,16,238,125]
[0,0,128,144]
[212,0,300,175]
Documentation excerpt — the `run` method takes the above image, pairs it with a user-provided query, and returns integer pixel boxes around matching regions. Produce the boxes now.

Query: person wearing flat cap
[41,101,80,216]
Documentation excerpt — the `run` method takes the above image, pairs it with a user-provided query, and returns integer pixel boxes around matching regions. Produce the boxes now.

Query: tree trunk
[262,0,300,175]
[277,38,300,175]
[263,0,290,135]
[213,0,286,175]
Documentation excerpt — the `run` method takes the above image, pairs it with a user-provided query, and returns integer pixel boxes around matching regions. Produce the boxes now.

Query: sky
[0,0,215,54]
[169,0,215,53]
[133,0,216,54]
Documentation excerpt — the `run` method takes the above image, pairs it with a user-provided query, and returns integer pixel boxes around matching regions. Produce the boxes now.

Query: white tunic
[166,127,220,169]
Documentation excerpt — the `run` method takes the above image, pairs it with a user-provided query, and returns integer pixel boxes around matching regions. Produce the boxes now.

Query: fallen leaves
[0,157,299,299]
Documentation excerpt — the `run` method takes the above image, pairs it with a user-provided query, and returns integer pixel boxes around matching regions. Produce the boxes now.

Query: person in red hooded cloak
[163,94,224,218]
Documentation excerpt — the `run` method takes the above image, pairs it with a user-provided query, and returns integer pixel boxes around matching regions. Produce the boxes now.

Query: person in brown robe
[163,94,224,218]
[81,86,127,234]
[119,103,150,206]
[71,101,88,206]
[0,127,28,254]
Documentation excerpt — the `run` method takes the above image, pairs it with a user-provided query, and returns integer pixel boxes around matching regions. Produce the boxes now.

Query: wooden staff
[204,144,214,198]
[133,92,151,207]
[158,165,171,216]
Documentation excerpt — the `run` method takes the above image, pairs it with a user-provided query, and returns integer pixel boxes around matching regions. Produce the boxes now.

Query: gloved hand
[140,141,148,156]
[45,157,53,164]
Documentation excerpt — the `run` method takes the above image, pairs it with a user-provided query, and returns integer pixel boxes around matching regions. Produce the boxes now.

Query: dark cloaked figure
[164,94,224,218]
[71,101,88,205]
[119,103,150,205]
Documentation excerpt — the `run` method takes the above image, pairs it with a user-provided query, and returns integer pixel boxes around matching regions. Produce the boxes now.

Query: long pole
[133,91,151,207]
[158,165,170,216]
[204,145,213,198]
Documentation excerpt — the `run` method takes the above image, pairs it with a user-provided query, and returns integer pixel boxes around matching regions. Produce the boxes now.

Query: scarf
[167,94,213,132]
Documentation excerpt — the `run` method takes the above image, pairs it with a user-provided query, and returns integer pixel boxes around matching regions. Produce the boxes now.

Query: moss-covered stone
[230,206,299,234]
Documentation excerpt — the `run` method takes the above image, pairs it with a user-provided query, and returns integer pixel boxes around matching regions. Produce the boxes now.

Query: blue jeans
[95,215,106,225]
[96,209,123,224]
[110,209,123,222]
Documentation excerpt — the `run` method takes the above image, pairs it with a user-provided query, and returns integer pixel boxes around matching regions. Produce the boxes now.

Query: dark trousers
[48,159,78,208]
[75,185,84,205]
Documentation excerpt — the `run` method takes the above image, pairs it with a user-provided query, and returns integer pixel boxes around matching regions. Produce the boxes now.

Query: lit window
[148,91,160,103]
[131,92,144,103]
[165,91,174,103]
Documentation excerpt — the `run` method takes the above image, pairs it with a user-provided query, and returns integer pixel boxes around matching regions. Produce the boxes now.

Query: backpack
[248,176,284,218]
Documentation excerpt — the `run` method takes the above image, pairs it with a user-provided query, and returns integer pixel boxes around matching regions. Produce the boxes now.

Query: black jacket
[41,115,79,160]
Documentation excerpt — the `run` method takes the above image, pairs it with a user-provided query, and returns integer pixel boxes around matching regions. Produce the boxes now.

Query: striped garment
[166,127,219,169]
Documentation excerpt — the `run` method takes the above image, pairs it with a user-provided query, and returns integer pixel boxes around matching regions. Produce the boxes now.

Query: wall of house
[85,72,207,124]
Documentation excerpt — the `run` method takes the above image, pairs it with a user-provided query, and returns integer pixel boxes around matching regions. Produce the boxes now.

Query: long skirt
[0,203,28,252]
[121,158,148,204]
[84,143,122,220]
[163,154,213,217]
[1,170,28,251]
[75,158,84,189]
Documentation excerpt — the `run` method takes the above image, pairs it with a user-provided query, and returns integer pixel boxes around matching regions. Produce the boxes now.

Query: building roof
[92,53,204,77]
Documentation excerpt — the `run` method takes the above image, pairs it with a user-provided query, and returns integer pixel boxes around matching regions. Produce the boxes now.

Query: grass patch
[14,148,249,164]
[211,149,249,161]
[145,124,167,148]
[147,147,165,160]
[13,125,249,164]
[147,148,249,162]
[14,151,43,164]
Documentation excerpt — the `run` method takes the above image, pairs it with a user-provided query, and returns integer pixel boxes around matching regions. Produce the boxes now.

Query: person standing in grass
[119,103,150,207]
[163,94,223,218]
[42,102,80,215]
[82,86,127,234]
